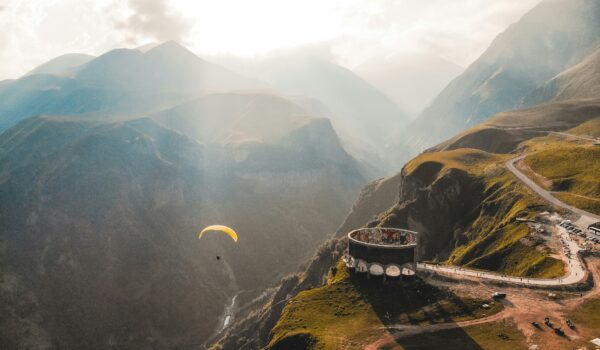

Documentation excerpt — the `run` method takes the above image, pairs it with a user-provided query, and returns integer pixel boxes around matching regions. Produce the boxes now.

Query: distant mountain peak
[144,40,195,57]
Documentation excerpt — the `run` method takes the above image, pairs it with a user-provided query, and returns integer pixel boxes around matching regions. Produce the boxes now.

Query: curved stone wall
[345,227,418,278]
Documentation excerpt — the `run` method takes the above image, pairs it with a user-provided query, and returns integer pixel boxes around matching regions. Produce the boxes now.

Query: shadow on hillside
[348,274,493,350]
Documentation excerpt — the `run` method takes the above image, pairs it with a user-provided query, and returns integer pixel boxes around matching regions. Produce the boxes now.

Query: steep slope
[333,173,403,238]
[400,0,600,156]
[355,53,463,116]
[0,110,365,348]
[525,47,600,104]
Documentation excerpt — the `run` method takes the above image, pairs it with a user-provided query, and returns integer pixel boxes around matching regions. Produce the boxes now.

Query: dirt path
[364,259,600,350]
[364,305,512,350]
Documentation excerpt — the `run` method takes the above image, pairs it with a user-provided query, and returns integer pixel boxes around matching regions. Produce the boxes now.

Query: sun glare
[171,0,347,56]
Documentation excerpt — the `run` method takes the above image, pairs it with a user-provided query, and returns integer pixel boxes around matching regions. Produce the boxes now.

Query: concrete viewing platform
[345,227,419,279]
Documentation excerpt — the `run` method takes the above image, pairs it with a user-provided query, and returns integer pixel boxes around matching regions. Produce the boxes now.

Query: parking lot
[559,220,600,251]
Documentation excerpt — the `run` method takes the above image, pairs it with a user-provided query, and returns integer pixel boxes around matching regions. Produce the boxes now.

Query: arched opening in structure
[385,264,401,277]
[369,263,384,276]
[356,259,368,273]
[401,263,416,276]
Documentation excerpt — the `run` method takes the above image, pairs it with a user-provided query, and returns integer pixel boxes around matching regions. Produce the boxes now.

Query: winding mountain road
[415,153,599,287]
[365,135,600,349]
[506,155,600,222]
[549,131,599,143]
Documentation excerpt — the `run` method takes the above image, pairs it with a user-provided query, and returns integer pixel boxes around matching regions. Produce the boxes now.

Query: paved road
[418,225,585,286]
[506,155,600,222]
[549,131,599,143]
[484,126,599,142]
[415,154,597,287]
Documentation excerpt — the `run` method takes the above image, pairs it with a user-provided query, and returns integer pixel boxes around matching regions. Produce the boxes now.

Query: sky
[0,0,542,80]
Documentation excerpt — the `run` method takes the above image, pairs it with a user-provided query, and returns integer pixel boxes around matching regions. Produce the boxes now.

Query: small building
[589,222,600,236]
[344,227,419,281]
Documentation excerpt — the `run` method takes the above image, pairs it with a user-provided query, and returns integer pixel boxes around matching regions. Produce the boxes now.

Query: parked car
[492,292,507,299]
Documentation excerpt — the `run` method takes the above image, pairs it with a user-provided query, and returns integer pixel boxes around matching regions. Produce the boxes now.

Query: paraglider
[198,225,238,242]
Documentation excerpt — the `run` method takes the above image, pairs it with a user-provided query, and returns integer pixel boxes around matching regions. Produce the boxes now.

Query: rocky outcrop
[372,165,486,260]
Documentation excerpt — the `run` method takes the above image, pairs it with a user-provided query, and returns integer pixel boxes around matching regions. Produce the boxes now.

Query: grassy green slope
[401,149,565,278]
[267,261,504,350]
[391,320,527,350]
[523,132,600,215]
[568,116,600,137]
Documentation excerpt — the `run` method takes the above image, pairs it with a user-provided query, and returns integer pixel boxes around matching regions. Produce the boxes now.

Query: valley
[2,1,600,349]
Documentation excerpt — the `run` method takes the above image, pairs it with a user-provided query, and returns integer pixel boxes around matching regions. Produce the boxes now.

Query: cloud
[115,0,191,44]
[0,0,543,80]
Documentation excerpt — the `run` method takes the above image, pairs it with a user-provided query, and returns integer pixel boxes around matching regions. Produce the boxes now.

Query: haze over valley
[1,1,600,349]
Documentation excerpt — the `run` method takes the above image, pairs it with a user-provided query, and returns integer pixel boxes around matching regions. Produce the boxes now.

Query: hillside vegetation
[522,133,600,215]
[385,321,527,350]
[391,149,565,278]
[267,261,503,350]
[568,116,600,137]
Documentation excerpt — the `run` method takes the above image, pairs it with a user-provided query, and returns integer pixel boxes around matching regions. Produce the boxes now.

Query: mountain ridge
[0,101,366,348]
[398,0,600,158]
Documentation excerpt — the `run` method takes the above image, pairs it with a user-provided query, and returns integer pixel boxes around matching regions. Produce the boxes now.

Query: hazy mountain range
[0,42,380,348]
[0,41,260,132]
[2,0,600,348]
[0,100,365,348]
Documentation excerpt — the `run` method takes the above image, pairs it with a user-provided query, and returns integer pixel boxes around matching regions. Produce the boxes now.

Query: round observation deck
[345,227,419,278]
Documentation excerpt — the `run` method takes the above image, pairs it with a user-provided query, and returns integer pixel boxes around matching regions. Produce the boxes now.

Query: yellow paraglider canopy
[198,225,238,242]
